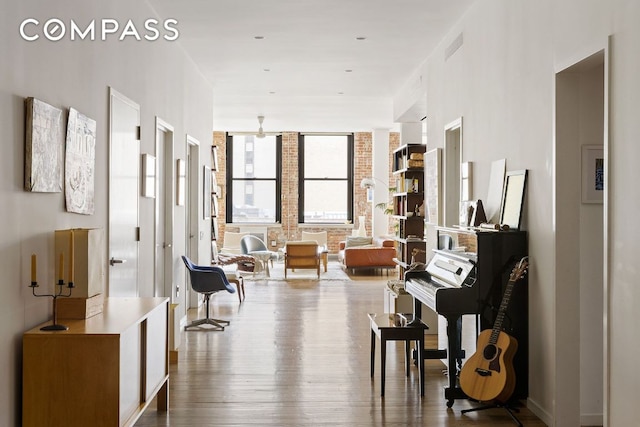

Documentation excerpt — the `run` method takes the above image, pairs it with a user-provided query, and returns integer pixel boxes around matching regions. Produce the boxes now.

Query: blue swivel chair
[182,256,236,331]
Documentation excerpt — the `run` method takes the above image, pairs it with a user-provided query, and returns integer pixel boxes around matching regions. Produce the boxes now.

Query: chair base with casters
[185,293,231,331]
[182,256,236,331]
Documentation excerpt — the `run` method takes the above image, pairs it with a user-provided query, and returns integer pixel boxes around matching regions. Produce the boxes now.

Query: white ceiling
[147,0,475,133]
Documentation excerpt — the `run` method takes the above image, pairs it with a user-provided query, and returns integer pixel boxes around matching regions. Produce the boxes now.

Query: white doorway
[108,88,140,297]
[444,117,463,227]
[154,118,175,300]
[186,135,200,310]
[555,48,607,426]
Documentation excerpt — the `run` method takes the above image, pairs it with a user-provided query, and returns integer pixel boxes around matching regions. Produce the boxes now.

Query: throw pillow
[345,236,373,248]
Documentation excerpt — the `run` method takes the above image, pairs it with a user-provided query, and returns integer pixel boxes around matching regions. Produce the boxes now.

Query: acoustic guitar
[459,257,529,403]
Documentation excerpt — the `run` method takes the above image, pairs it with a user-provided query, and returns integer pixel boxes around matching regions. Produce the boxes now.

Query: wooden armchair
[284,241,320,278]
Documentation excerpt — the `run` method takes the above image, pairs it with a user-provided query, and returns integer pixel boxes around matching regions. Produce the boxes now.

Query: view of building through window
[229,135,279,223]
[300,134,353,223]
[227,133,352,224]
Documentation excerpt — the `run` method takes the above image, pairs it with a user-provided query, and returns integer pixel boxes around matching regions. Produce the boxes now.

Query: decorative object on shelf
[29,231,76,331]
[176,159,186,206]
[65,107,96,215]
[357,215,367,237]
[461,199,488,227]
[141,153,156,198]
[581,145,604,204]
[24,97,64,193]
[500,170,528,230]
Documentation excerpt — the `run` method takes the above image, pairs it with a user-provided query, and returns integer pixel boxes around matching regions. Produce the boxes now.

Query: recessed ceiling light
[356,36,366,41]
[345,69,353,73]
[338,92,344,95]
[269,91,276,94]
[263,68,270,72]
[254,36,264,40]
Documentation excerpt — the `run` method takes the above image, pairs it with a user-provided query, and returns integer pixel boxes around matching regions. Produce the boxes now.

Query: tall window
[299,134,354,223]
[226,134,281,223]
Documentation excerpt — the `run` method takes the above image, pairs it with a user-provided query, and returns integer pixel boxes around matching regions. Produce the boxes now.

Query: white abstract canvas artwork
[24,98,64,192]
[65,108,97,215]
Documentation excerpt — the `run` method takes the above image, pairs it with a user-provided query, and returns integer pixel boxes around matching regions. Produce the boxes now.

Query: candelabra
[29,279,74,331]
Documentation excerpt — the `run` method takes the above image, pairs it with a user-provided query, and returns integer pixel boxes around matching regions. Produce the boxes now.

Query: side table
[369,312,428,397]
[248,250,276,277]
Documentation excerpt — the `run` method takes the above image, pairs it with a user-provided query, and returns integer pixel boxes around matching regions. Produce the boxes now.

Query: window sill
[298,223,354,229]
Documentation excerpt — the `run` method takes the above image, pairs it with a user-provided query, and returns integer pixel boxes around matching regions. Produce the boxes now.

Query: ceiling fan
[256,115,266,139]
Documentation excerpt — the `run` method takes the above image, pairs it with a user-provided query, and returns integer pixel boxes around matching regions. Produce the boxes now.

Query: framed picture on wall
[581,145,604,204]
[176,159,186,206]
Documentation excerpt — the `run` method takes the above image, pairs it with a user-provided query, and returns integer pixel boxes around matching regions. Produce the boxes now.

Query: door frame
[443,117,463,227]
[186,134,200,310]
[553,39,609,426]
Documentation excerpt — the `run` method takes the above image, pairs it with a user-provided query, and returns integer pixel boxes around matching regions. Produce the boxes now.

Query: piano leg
[444,314,468,407]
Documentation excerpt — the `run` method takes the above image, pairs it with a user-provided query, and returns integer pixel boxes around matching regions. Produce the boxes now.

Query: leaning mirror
[500,170,528,230]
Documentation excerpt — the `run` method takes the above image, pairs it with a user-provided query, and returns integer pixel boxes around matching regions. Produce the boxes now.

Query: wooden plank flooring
[136,264,546,426]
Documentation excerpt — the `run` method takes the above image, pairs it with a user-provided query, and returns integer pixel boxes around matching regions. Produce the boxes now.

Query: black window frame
[225,133,282,224]
[298,134,354,224]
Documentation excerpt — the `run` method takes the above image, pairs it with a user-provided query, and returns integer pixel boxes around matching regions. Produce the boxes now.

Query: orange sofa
[338,237,396,272]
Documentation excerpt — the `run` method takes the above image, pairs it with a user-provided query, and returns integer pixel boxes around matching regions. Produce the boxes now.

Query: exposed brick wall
[212,131,389,254]
[213,131,227,245]
[354,132,373,237]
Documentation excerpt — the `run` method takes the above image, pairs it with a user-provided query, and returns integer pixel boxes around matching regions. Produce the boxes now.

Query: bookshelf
[391,143,427,276]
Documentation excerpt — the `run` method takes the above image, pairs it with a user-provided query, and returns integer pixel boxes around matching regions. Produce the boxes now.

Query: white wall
[0,1,212,424]
[391,0,640,425]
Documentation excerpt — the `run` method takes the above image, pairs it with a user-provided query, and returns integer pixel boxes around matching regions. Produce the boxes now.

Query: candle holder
[29,280,74,331]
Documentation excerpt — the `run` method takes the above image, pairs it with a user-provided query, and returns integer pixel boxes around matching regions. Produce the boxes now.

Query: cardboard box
[57,293,104,319]
[54,228,105,298]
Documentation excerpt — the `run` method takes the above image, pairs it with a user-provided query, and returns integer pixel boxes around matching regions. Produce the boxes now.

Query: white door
[155,119,174,300]
[108,88,140,297]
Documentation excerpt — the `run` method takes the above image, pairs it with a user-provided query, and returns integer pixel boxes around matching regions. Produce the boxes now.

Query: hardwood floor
[136,264,546,426]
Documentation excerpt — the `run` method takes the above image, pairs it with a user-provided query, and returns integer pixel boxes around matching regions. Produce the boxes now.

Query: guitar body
[459,329,518,403]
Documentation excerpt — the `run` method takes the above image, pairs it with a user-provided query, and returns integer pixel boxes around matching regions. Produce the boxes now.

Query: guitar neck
[488,277,516,344]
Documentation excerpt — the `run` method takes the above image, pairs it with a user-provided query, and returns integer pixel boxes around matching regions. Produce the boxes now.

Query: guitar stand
[461,402,523,427]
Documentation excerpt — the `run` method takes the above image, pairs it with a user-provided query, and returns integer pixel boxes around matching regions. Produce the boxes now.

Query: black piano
[405,227,528,407]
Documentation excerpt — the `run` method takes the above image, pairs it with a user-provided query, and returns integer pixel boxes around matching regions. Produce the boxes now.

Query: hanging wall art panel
[65,107,97,214]
[24,97,64,192]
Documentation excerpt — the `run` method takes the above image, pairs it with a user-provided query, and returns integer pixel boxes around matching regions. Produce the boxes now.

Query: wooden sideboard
[23,297,170,427]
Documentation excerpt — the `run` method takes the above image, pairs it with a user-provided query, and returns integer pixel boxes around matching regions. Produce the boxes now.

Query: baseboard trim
[527,397,553,426]
[581,413,603,426]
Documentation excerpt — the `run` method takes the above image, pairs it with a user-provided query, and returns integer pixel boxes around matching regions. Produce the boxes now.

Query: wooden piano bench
[368,313,429,397]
